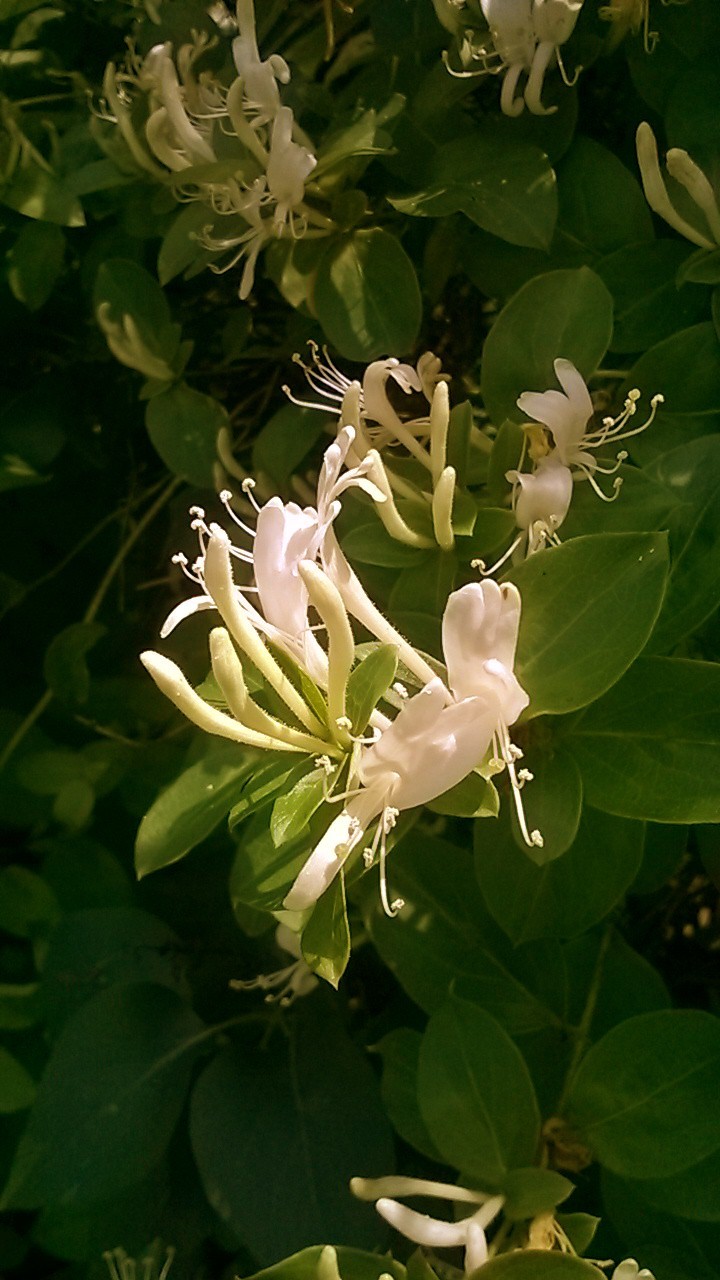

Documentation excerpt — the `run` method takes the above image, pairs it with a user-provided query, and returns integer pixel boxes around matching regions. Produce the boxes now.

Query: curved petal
[511,456,573,532]
[554,358,593,421]
[159,594,215,639]
[442,581,523,693]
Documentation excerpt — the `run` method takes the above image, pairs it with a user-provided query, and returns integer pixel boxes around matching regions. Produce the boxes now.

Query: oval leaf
[314,229,421,361]
[566,1009,720,1179]
[509,533,669,716]
[417,995,541,1183]
[481,268,613,427]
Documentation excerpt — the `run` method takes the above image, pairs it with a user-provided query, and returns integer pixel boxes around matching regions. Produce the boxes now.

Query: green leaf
[554,137,653,259]
[475,808,644,946]
[93,258,182,380]
[271,767,328,848]
[620,323,720,463]
[0,983,39,1032]
[238,1246,405,1280]
[602,1171,720,1280]
[508,533,669,716]
[566,1009,720,1178]
[346,644,398,734]
[135,746,259,878]
[7,221,65,311]
[509,745,582,865]
[417,995,541,1182]
[2,983,204,1208]
[473,1256,603,1278]
[301,874,350,987]
[341,521,428,568]
[228,758,302,831]
[0,866,59,940]
[314,229,421,361]
[251,403,329,488]
[145,382,226,487]
[189,1002,395,1263]
[500,1168,573,1221]
[43,622,105,707]
[597,241,709,354]
[0,1049,35,1114]
[377,1029,441,1161]
[158,203,216,284]
[40,907,186,1032]
[0,162,84,227]
[567,657,720,823]
[426,771,499,818]
[390,130,557,250]
[363,832,562,1033]
[481,268,614,427]
[645,435,720,649]
[629,1146,720,1223]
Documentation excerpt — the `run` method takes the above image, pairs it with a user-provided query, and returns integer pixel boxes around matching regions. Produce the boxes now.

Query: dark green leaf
[567,657,720,822]
[145,382,226,487]
[509,745,582,865]
[566,1009,720,1178]
[475,809,644,945]
[135,746,259,878]
[621,323,720,463]
[597,241,709,354]
[314,230,421,361]
[417,995,541,1182]
[508,533,669,716]
[189,1002,395,1263]
[0,1049,35,1114]
[475,1256,603,1278]
[7,222,65,311]
[2,983,204,1208]
[377,1029,441,1161]
[500,1168,573,1221]
[301,874,350,987]
[43,622,105,707]
[481,268,613,427]
[346,645,398,733]
[390,131,557,250]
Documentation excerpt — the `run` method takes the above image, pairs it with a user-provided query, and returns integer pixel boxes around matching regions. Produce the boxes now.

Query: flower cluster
[100,1,330,296]
[636,121,720,251]
[439,0,583,117]
[351,1174,655,1276]
[482,358,662,570]
[141,360,539,928]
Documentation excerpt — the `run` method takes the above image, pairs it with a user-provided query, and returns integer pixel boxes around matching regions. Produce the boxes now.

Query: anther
[530,829,544,847]
[363,848,375,868]
[392,682,409,699]
[189,505,205,518]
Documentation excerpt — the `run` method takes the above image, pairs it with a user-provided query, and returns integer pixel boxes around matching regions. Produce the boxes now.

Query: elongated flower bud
[140,651,300,752]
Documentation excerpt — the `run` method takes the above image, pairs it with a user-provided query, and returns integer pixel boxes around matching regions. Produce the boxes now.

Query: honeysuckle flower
[506,455,574,553]
[287,345,462,551]
[517,359,663,487]
[100,1,331,299]
[283,579,538,917]
[636,121,720,250]
[232,0,290,127]
[452,0,582,115]
[611,1262,655,1280]
[104,1244,175,1280]
[350,1175,505,1275]
[230,922,318,1005]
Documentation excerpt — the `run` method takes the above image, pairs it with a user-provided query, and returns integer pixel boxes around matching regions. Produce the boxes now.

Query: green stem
[0,477,180,774]
[555,923,613,1115]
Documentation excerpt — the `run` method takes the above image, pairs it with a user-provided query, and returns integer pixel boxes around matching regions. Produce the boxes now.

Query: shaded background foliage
[0,0,719,1278]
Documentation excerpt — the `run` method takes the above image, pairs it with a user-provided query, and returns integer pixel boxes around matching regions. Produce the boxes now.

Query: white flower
[506,455,574,552]
[636,121,720,251]
[283,580,536,917]
[612,1261,655,1280]
[350,1175,505,1276]
[232,0,291,127]
[230,923,318,1005]
[478,0,582,116]
[265,106,318,227]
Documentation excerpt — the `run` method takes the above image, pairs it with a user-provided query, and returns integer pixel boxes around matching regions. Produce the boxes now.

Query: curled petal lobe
[442,581,523,694]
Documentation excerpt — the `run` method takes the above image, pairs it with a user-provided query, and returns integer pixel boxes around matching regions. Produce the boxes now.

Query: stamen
[241,476,262,512]
[472,532,524,577]
[219,490,257,538]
